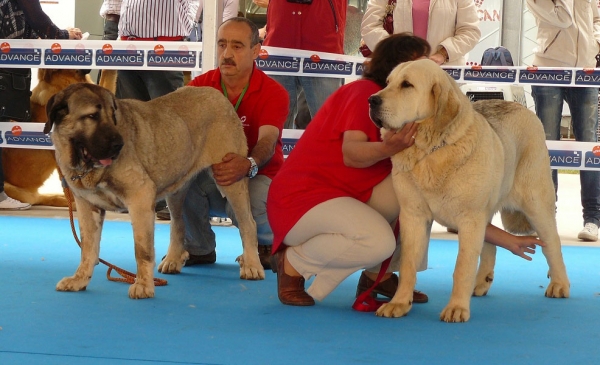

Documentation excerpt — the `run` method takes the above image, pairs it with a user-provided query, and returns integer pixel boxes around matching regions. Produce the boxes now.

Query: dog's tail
[500,210,536,236]
[99,70,118,94]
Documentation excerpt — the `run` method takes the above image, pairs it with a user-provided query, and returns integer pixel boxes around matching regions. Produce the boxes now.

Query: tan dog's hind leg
[219,179,265,280]
[440,218,487,323]
[56,198,104,292]
[158,189,190,274]
[521,208,570,298]
[473,242,496,296]
[126,195,158,299]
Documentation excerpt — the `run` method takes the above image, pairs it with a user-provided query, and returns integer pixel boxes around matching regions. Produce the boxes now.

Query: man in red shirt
[183,17,289,270]
[262,0,347,129]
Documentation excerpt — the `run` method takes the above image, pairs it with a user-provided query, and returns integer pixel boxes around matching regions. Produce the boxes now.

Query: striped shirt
[118,0,198,38]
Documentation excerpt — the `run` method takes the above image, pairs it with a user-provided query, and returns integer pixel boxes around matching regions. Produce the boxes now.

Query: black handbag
[0,68,32,122]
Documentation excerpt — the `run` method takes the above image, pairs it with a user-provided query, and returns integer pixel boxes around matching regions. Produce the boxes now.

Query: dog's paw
[56,276,89,292]
[236,254,265,280]
[158,258,183,274]
[375,302,411,318]
[473,280,492,297]
[440,305,470,323]
[128,283,155,299]
[545,280,570,298]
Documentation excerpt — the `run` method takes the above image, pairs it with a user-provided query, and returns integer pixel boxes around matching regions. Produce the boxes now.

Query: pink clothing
[412,0,430,40]
[188,66,288,179]
[263,0,347,54]
[267,79,390,253]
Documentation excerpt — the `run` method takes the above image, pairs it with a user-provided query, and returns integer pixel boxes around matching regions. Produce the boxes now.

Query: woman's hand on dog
[342,122,417,168]
[381,122,418,156]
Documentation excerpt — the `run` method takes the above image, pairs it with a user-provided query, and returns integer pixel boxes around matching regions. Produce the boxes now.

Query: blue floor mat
[1,216,599,364]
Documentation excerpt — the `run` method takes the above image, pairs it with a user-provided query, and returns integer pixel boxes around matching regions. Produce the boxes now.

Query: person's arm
[434,0,481,65]
[211,125,279,186]
[17,0,81,39]
[525,0,573,29]
[484,224,545,261]
[361,0,391,51]
[342,123,418,168]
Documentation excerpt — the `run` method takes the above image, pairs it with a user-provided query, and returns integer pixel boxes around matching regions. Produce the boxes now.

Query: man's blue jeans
[183,170,273,255]
[531,85,600,226]
[270,75,342,129]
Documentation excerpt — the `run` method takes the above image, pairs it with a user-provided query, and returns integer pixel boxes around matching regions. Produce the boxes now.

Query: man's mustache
[221,59,236,66]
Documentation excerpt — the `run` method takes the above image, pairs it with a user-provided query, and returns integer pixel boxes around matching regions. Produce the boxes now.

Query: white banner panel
[1,122,598,171]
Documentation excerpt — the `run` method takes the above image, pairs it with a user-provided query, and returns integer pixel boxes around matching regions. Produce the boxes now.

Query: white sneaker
[210,217,232,226]
[0,196,31,210]
[578,223,599,242]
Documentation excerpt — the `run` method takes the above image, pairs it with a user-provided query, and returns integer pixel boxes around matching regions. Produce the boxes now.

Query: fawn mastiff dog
[368,59,569,322]
[44,83,264,299]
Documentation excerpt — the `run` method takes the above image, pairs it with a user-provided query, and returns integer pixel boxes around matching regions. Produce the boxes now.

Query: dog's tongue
[99,158,113,166]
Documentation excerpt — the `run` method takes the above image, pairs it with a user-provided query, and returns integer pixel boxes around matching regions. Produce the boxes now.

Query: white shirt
[197,0,240,22]
[118,0,198,38]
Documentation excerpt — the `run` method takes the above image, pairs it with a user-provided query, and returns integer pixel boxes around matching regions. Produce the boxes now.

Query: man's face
[217,22,259,78]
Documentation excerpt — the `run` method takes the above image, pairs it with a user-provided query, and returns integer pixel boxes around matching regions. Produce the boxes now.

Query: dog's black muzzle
[368,95,383,128]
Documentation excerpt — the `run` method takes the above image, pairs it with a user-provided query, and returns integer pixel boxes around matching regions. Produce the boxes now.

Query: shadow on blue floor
[0,216,599,364]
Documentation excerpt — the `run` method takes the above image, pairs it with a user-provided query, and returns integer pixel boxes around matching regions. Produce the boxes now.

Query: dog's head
[368,59,461,131]
[38,68,92,88]
[44,83,124,169]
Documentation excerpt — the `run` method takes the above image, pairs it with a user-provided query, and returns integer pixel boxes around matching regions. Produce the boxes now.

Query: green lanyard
[221,79,249,112]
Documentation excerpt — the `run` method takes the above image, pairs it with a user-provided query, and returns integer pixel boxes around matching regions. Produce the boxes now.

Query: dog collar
[429,141,447,154]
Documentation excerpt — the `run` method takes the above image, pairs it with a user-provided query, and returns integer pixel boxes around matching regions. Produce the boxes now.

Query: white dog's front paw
[56,276,89,292]
[128,282,155,299]
[440,305,470,323]
[236,254,265,280]
[375,302,411,318]
[545,280,570,298]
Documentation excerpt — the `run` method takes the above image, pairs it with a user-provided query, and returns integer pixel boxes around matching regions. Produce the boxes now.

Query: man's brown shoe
[355,271,428,303]
[258,244,272,270]
[275,249,315,306]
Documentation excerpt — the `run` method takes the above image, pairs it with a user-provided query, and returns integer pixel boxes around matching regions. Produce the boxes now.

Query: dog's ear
[432,75,460,127]
[44,91,69,134]
[100,87,118,125]
[41,68,54,83]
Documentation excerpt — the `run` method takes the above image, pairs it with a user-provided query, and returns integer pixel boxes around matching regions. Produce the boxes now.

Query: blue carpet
[0,216,599,364]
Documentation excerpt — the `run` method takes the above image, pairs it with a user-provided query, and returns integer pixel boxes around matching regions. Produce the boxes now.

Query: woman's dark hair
[362,33,431,88]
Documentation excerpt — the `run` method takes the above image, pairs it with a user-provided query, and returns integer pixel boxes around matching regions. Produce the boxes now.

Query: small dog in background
[1,68,117,207]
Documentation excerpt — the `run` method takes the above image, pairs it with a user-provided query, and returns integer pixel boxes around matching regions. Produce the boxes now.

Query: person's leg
[565,87,600,233]
[269,75,299,129]
[300,76,342,123]
[183,170,228,262]
[0,146,4,195]
[225,175,273,268]
[226,175,272,246]
[116,70,151,101]
[284,197,397,301]
[294,89,312,129]
[531,85,564,195]
[142,70,184,99]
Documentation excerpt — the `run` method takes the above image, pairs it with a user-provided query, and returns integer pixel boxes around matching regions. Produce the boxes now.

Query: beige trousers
[284,175,428,301]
